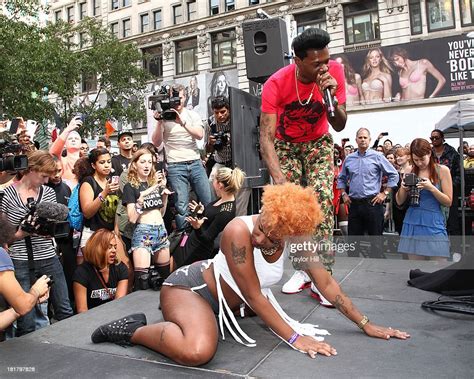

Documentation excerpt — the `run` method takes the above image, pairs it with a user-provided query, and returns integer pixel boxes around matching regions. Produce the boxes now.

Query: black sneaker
[91,313,147,346]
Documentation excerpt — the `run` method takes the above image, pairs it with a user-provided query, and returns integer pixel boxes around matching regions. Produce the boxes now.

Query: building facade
[48,0,474,144]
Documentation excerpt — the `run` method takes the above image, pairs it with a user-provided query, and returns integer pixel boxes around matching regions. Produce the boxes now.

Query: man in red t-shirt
[260,28,347,306]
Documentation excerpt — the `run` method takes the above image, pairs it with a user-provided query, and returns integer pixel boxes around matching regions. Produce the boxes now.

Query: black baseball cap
[117,130,133,141]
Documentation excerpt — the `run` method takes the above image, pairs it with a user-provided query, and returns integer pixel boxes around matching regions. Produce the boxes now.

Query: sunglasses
[430,136,441,141]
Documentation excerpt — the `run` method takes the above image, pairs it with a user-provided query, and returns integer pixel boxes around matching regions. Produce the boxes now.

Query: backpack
[68,184,83,231]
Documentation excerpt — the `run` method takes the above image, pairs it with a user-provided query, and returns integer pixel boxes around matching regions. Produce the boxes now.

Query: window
[225,0,235,12]
[93,0,101,16]
[79,3,86,20]
[67,6,74,23]
[344,1,379,44]
[188,0,197,21]
[140,14,149,33]
[461,0,474,26]
[210,0,219,15]
[79,32,87,48]
[111,0,119,10]
[295,10,326,34]
[143,46,163,77]
[249,0,260,5]
[211,30,237,68]
[173,4,183,24]
[55,10,62,22]
[426,0,455,31]
[153,10,162,30]
[110,22,119,38]
[82,73,98,93]
[67,35,75,50]
[123,0,130,7]
[409,0,422,35]
[122,19,131,38]
[176,38,198,74]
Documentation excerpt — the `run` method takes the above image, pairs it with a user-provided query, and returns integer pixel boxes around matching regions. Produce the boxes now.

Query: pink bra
[399,61,423,89]
[347,84,359,96]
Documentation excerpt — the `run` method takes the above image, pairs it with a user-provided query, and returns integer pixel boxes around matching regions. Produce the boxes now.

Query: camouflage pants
[275,134,335,272]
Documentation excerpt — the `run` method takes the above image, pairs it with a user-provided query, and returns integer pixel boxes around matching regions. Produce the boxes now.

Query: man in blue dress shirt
[337,128,399,258]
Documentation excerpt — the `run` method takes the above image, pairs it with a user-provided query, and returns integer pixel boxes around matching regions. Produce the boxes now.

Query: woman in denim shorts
[122,149,172,290]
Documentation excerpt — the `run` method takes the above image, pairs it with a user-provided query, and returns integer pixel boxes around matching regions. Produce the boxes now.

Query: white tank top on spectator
[162,108,202,163]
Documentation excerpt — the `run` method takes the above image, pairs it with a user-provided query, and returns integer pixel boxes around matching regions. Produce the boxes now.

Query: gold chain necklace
[261,244,280,256]
[295,67,317,106]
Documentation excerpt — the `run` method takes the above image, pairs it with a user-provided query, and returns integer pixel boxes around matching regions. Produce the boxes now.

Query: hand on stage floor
[293,335,338,358]
[363,323,411,340]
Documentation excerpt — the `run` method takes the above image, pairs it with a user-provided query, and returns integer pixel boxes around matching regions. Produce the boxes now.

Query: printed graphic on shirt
[99,194,119,223]
[277,100,326,142]
[142,189,164,211]
[91,287,116,301]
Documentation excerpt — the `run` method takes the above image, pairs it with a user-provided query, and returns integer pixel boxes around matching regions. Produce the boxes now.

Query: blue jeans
[13,256,73,337]
[167,159,211,230]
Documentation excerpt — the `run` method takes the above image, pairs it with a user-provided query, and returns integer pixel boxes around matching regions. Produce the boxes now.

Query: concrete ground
[1,257,472,378]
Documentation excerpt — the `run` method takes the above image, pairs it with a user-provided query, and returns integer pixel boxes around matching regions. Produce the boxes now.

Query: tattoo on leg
[159,325,166,344]
[231,242,246,265]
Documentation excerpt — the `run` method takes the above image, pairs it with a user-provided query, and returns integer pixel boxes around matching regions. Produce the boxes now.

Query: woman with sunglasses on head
[171,167,245,270]
[73,229,128,313]
[396,138,452,261]
[122,149,172,291]
[92,183,409,366]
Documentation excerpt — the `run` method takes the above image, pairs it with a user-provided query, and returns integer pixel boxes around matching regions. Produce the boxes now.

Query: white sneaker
[310,283,335,308]
[282,270,311,294]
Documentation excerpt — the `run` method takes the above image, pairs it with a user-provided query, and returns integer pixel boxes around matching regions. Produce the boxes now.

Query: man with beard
[430,129,461,239]
[259,28,347,306]
[112,131,134,177]
[465,145,474,169]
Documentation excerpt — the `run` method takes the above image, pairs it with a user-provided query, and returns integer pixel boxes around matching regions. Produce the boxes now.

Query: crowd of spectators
[0,93,472,342]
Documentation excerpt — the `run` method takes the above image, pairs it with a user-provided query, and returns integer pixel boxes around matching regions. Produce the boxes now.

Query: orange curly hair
[261,183,322,238]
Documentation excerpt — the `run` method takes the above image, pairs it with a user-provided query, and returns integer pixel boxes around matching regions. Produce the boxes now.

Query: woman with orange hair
[92,183,409,365]
[73,229,128,313]
[396,139,452,260]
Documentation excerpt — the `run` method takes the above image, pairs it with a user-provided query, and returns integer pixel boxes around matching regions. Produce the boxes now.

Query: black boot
[91,313,147,346]
[133,271,150,291]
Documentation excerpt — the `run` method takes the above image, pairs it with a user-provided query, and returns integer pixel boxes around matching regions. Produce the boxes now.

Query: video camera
[212,131,229,151]
[0,132,28,172]
[21,200,70,239]
[404,173,422,207]
[148,85,181,121]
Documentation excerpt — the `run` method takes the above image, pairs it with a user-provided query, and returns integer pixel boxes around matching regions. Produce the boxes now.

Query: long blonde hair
[127,149,157,188]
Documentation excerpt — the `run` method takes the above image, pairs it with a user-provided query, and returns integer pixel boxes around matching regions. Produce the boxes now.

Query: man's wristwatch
[384,190,390,196]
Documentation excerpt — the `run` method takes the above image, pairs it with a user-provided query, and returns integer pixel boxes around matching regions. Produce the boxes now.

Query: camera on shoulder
[148,85,181,121]
[0,131,28,172]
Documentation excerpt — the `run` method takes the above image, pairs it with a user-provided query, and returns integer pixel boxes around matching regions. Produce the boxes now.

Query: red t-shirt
[261,61,346,143]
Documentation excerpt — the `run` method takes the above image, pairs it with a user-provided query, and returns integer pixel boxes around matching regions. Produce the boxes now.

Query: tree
[0,0,151,136]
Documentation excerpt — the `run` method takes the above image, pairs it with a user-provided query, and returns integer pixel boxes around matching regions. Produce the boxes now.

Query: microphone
[323,88,335,118]
[35,202,69,221]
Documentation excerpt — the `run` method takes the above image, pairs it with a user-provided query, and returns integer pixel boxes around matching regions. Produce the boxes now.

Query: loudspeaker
[243,18,290,84]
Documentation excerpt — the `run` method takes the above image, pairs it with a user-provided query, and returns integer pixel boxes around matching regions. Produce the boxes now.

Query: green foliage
[0,1,151,136]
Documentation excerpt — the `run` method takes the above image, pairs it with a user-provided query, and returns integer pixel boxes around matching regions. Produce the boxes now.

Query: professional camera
[0,132,28,172]
[148,267,164,291]
[21,200,70,239]
[148,85,181,121]
[212,131,229,151]
[404,173,422,207]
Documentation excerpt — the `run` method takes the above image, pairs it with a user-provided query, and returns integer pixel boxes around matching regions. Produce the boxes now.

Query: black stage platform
[1,257,473,378]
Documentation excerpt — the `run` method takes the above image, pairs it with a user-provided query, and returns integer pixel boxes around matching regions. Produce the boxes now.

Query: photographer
[396,138,452,260]
[151,84,211,231]
[206,96,251,217]
[0,213,51,340]
[0,150,72,336]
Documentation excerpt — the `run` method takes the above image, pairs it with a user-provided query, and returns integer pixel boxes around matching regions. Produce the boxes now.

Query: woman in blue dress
[396,138,452,260]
